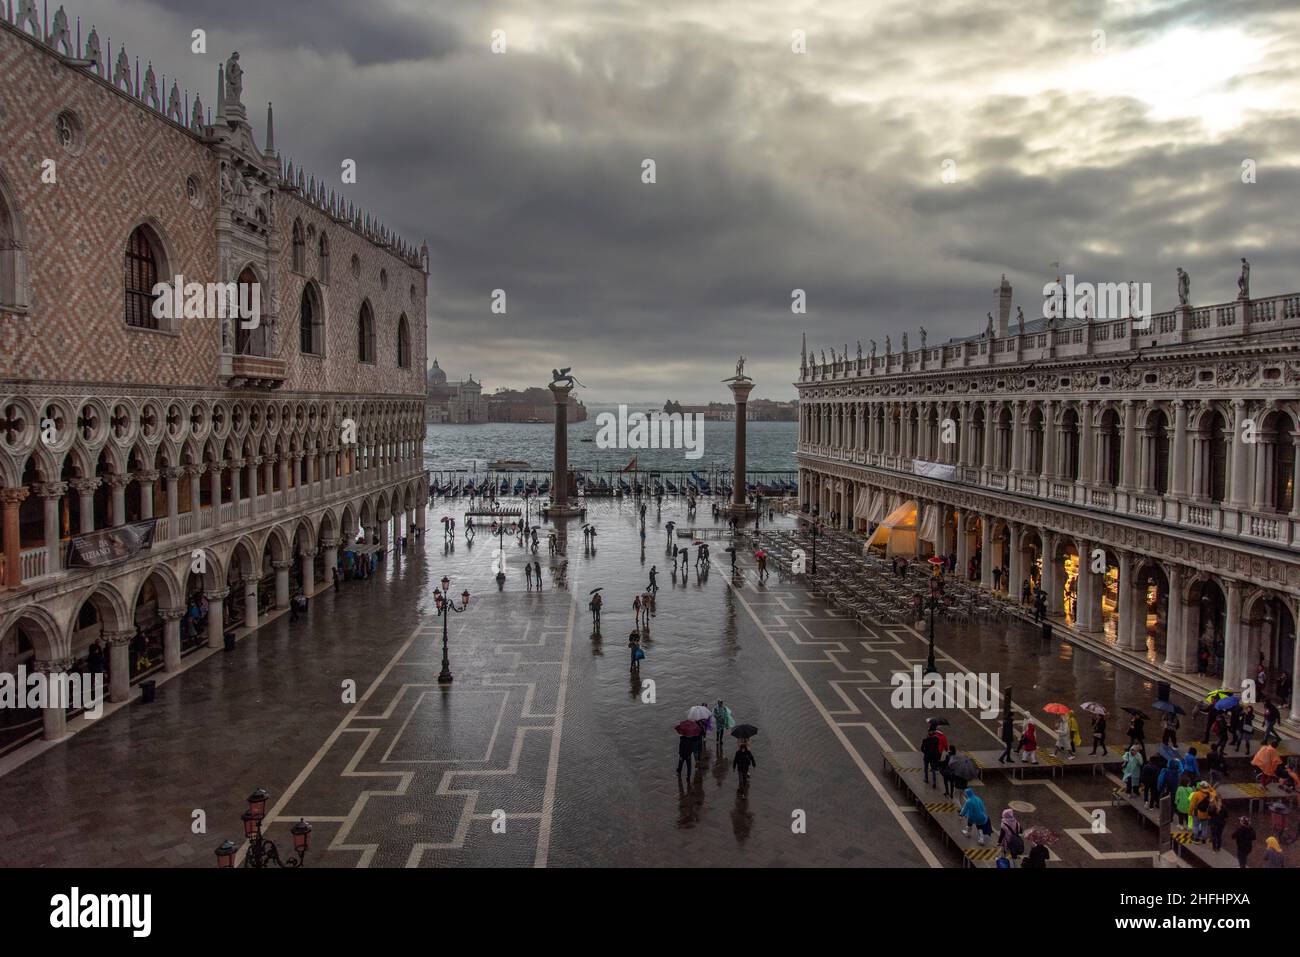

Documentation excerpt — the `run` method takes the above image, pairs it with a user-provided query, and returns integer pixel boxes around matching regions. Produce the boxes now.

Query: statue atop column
[1176,267,1190,306]
[733,355,748,380]
[1016,306,1025,335]
[225,52,244,106]
[1237,258,1250,299]
[986,312,994,338]
[550,367,583,389]
[869,339,876,360]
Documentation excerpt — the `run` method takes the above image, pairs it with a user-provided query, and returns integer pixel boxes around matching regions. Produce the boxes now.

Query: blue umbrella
[1157,744,1181,762]
[1213,695,1240,711]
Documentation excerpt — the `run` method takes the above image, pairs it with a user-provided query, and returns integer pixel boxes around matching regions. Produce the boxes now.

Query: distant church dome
[426,357,447,386]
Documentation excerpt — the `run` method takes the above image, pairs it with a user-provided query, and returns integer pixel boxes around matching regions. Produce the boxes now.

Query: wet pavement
[0,495,1291,868]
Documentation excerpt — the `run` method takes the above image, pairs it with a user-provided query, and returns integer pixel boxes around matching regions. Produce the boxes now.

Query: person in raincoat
[1067,710,1081,757]
[1140,754,1161,809]
[1121,746,1143,794]
[1019,721,1038,764]
[958,788,992,845]
[1252,741,1282,783]
[1187,781,1214,843]
[1182,747,1200,779]
[1052,714,1071,758]
[1231,816,1256,868]
[1208,795,1228,852]
[712,699,733,747]
[1174,780,1195,831]
[997,808,1024,865]
[1157,758,1182,800]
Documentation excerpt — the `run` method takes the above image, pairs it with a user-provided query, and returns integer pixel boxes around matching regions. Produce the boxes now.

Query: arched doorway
[1188,578,1226,678]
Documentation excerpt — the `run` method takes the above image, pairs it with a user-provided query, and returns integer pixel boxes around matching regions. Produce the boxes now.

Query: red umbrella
[927,556,946,566]
[675,720,701,737]
[1044,703,1071,715]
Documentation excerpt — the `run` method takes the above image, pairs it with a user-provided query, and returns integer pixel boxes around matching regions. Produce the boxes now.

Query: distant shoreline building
[424,366,587,424]
[664,398,798,421]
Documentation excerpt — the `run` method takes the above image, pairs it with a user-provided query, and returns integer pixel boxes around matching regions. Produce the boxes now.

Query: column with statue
[725,357,756,516]
[545,368,586,518]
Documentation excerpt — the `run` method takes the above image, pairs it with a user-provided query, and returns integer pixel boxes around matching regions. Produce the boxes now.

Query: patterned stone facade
[0,7,431,743]
[796,274,1300,724]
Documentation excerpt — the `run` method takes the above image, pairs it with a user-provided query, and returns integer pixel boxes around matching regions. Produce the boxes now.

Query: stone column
[728,376,756,513]
[37,482,65,575]
[548,382,578,514]
[188,464,205,523]
[34,657,72,740]
[108,474,128,527]
[1041,401,1057,484]
[1164,566,1187,672]
[273,560,292,608]
[227,460,242,513]
[1117,552,1137,649]
[1,487,28,588]
[209,461,224,528]
[1007,520,1023,597]
[980,517,994,590]
[1076,400,1094,488]
[137,470,157,520]
[299,551,315,596]
[1009,401,1024,476]
[263,454,277,502]
[1076,539,1100,632]
[954,509,970,578]
[70,478,99,534]
[981,402,995,475]
[322,538,339,581]
[106,629,133,703]
[1041,532,1062,616]
[206,589,228,649]
[1251,439,1273,512]
[1223,580,1244,689]
[1118,400,1137,493]
[1169,400,1189,498]
[1290,598,1300,724]
[244,577,259,630]
[160,608,184,672]
[163,467,182,523]
[1227,399,1249,509]
[247,456,260,516]
[279,455,291,502]
[378,516,390,553]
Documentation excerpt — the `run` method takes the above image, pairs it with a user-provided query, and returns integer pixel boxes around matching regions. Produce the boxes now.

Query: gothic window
[300,283,323,356]
[1207,412,1227,503]
[318,233,330,284]
[291,218,305,273]
[358,301,376,363]
[235,267,265,355]
[397,314,411,368]
[0,178,28,310]
[1061,409,1080,481]
[124,225,163,329]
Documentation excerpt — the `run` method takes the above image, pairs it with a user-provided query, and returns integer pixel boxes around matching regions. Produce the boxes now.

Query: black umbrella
[1152,700,1185,715]
[1122,707,1149,719]
[730,724,759,740]
[927,718,951,727]
[588,587,603,595]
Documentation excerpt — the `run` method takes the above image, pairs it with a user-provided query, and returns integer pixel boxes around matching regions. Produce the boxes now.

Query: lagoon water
[422,411,796,476]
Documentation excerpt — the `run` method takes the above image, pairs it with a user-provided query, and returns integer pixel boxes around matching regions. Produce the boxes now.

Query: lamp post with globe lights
[433,576,471,684]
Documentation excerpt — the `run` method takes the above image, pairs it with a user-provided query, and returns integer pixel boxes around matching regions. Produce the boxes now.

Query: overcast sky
[74,0,1300,402]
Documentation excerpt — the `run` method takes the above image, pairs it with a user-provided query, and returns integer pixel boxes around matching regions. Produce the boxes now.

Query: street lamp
[433,576,471,684]
[921,576,945,675]
[808,521,818,574]
[215,788,311,868]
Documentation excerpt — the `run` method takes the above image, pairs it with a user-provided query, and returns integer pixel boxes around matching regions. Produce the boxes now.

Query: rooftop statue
[550,367,583,389]
[226,52,244,105]
[1176,267,1190,306]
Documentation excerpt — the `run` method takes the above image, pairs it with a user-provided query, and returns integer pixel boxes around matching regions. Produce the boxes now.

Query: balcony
[221,353,287,389]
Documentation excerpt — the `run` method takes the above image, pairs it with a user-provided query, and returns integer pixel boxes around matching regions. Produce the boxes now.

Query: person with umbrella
[1023,829,1052,868]
[1048,707,1072,759]
[997,709,1016,764]
[732,740,757,795]
[1083,703,1107,755]
[688,705,713,762]
[629,630,644,669]
[997,808,1024,866]
[589,588,603,627]
[676,721,699,785]
[1159,703,1180,748]
[958,787,991,846]
[921,727,944,788]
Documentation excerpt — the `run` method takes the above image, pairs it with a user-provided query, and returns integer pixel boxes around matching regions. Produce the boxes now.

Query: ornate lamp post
[433,576,471,684]
[808,521,818,574]
[922,575,944,675]
[214,788,312,868]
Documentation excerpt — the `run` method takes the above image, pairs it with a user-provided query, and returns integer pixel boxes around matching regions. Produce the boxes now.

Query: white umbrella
[687,705,712,722]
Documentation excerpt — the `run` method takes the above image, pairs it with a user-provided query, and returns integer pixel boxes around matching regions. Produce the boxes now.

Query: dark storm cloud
[56,0,1300,402]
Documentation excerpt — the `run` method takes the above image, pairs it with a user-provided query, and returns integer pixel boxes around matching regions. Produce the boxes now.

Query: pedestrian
[997,711,1015,764]
[1188,781,1213,843]
[1211,712,1229,751]
[629,630,643,668]
[332,567,340,592]
[1121,746,1142,794]
[1182,746,1200,779]
[632,594,642,627]
[1157,757,1182,802]
[1021,578,1031,605]
[992,565,1002,591]
[533,559,542,590]
[732,741,757,794]
[997,808,1024,866]
[712,699,733,747]
[940,745,962,797]
[958,788,991,845]
[1262,699,1282,747]
[1263,836,1285,868]
[1208,796,1228,852]
[1067,710,1080,757]
[677,731,695,785]
[1160,709,1179,748]
[648,566,658,593]
[1052,714,1071,758]
[1236,705,1255,753]
[87,639,104,675]
[525,562,534,590]
[1090,713,1107,755]
[1023,840,1049,869]
[1139,754,1160,809]
[921,729,943,788]
[1231,817,1256,868]
[1127,713,1146,759]
[590,591,602,626]
[1019,721,1038,764]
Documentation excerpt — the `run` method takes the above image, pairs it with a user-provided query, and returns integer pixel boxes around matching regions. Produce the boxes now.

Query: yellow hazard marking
[924,802,957,814]
[964,846,999,861]
[1172,831,1192,844]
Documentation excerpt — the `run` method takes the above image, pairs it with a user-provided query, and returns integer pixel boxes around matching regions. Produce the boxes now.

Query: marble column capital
[33,481,67,499]
[66,477,100,495]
